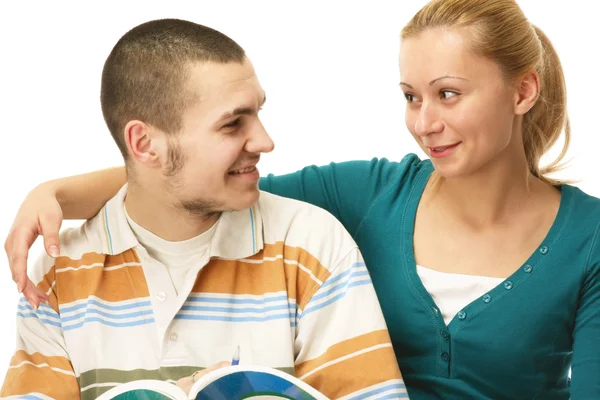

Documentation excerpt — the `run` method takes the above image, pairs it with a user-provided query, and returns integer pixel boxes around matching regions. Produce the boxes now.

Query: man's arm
[0,255,80,399]
[294,249,408,399]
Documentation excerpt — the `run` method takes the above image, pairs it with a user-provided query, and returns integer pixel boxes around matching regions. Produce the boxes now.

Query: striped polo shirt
[1,186,406,399]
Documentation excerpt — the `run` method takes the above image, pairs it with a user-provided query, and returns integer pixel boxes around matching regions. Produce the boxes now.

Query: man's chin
[228,189,260,211]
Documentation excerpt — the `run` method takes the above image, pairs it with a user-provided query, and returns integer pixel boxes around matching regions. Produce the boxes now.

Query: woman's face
[400,27,523,178]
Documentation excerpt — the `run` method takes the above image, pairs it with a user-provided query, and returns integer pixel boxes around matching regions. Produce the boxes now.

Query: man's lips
[228,165,257,175]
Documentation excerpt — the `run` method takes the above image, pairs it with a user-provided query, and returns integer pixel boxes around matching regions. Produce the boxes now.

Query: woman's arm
[571,226,600,397]
[54,166,126,219]
[7,154,418,306]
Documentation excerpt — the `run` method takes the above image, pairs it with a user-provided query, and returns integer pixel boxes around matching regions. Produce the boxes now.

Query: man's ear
[123,120,165,168]
[514,70,540,116]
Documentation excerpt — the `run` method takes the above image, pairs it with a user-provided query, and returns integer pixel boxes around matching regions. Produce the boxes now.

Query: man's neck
[124,183,220,242]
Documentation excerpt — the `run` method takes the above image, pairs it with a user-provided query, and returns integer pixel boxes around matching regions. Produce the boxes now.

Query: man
[1,19,405,399]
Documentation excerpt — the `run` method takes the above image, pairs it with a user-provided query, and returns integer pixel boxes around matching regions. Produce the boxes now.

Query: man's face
[161,58,273,215]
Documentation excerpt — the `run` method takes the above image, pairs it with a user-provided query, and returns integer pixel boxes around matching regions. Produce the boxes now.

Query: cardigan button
[441,352,450,361]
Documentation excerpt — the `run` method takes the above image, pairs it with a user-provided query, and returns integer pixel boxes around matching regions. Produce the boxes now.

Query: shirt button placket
[439,327,452,377]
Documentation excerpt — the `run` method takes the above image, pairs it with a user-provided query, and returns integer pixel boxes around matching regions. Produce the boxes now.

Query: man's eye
[223,118,241,129]
[440,90,459,99]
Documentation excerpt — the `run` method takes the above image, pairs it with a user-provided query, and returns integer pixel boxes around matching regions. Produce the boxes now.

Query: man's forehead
[187,60,263,106]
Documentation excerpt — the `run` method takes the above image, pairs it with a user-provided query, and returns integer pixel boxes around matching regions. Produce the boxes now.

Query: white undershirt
[416,265,504,326]
[125,207,217,295]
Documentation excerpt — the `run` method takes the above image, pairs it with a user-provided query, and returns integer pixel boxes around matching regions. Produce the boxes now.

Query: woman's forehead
[399,28,499,85]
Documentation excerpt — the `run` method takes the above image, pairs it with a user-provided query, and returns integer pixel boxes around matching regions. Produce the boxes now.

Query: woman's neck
[424,157,557,230]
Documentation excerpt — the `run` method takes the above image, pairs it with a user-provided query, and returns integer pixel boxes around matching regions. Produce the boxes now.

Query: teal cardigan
[260,154,600,399]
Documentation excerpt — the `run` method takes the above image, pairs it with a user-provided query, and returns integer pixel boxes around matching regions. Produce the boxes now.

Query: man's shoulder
[60,209,111,256]
[258,190,347,228]
[257,191,358,258]
[29,212,110,283]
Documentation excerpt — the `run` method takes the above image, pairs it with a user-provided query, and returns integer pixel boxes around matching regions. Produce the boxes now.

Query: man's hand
[4,184,61,307]
[176,361,231,393]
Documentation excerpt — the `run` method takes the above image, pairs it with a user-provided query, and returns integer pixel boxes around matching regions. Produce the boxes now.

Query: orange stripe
[52,243,330,306]
[54,250,149,304]
[36,267,59,312]
[296,330,393,376]
[262,243,330,282]
[193,243,330,306]
[300,343,401,399]
[36,267,55,295]
[0,363,79,398]
[10,350,73,371]
[277,244,330,308]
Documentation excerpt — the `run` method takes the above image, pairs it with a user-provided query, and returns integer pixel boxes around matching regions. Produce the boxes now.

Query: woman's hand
[4,183,62,306]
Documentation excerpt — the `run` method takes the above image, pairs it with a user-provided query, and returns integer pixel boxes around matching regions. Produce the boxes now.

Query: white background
[0,0,598,386]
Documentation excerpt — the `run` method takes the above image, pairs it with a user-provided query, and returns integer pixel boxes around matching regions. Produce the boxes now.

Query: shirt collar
[95,184,264,260]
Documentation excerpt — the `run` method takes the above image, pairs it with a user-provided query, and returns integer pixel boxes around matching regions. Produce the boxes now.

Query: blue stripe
[38,303,60,315]
[104,206,114,254]
[63,317,155,331]
[249,207,256,253]
[180,303,295,314]
[175,313,293,324]
[61,298,152,314]
[311,270,370,303]
[19,396,47,400]
[61,308,154,323]
[348,383,407,400]
[17,305,61,321]
[186,295,289,305]
[18,302,60,315]
[374,393,410,400]
[320,262,367,288]
[302,279,372,318]
[17,313,62,328]
[19,299,60,314]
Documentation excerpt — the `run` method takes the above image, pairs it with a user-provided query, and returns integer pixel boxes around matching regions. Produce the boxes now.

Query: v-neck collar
[401,160,575,331]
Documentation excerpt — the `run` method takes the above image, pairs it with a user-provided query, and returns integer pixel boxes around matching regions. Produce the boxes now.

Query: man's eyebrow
[217,93,267,121]
[399,76,469,89]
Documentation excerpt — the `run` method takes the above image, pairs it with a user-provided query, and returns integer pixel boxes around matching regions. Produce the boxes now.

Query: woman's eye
[440,90,458,99]
[404,93,417,102]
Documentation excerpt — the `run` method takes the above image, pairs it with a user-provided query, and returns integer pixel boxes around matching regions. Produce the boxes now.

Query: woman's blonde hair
[402,0,570,185]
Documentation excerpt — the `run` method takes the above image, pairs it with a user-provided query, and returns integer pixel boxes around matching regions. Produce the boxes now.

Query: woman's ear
[514,70,540,116]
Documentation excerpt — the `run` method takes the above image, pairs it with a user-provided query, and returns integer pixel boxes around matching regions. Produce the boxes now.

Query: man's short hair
[100,19,246,161]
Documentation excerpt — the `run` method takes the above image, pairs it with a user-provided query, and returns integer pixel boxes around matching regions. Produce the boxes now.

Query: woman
[5,0,599,398]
